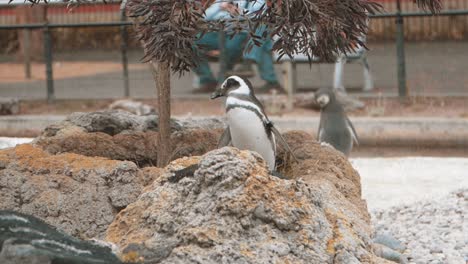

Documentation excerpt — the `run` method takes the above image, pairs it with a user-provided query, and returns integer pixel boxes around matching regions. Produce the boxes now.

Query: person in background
[192,0,283,94]
[242,23,284,94]
[192,1,249,93]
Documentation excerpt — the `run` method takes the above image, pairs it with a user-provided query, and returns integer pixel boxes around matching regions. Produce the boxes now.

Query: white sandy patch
[0,137,34,149]
[351,157,468,211]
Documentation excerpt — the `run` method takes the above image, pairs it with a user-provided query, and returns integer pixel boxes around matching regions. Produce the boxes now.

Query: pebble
[429,245,443,254]
[372,189,467,264]
[374,233,406,252]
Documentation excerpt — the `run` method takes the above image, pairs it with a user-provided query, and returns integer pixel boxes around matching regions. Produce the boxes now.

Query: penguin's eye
[223,78,240,92]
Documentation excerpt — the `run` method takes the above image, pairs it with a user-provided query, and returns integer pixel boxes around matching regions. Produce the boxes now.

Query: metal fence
[0,1,467,101]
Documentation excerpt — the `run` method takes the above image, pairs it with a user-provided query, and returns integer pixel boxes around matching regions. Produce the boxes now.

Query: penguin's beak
[210,88,223,100]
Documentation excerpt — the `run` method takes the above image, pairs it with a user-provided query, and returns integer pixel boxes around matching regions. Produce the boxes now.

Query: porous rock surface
[106,135,389,263]
[34,110,221,166]
[1,111,384,263]
[0,144,158,239]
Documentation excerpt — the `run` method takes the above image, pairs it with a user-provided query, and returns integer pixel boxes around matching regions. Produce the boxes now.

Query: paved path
[0,41,467,99]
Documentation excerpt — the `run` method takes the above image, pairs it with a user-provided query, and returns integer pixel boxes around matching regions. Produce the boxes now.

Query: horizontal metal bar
[0,10,467,30]
[370,9,468,18]
[0,21,133,30]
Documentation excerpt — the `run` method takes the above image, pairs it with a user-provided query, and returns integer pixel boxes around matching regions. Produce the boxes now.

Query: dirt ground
[13,96,468,118]
[0,62,147,83]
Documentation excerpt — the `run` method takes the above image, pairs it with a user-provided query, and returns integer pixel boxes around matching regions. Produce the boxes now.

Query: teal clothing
[193,0,277,85]
[204,0,265,21]
[194,32,248,85]
[243,25,278,83]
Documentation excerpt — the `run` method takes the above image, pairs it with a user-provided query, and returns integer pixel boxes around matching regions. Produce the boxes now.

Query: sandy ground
[1,137,466,213]
[351,157,468,211]
[0,137,33,149]
[0,62,147,83]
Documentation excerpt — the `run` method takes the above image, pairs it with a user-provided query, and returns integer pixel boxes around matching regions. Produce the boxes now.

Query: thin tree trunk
[151,61,171,167]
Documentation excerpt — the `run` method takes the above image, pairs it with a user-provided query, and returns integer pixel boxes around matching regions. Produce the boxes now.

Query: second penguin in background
[315,88,359,156]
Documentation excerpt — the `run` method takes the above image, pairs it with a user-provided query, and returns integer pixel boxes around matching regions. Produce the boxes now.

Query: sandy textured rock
[106,143,387,263]
[34,111,221,167]
[176,117,226,131]
[0,144,158,239]
[278,131,368,215]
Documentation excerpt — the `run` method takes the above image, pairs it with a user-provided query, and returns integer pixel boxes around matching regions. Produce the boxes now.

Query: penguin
[211,75,297,171]
[315,88,359,156]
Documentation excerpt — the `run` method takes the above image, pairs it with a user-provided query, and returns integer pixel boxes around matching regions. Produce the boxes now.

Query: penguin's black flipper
[345,116,359,145]
[218,127,232,148]
[267,122,299,163]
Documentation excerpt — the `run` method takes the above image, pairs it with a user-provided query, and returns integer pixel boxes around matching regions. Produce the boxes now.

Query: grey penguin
[315,88,359,156]
[211,75,297,171]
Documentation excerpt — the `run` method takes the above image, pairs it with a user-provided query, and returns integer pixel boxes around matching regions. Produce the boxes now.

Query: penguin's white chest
[226,107,276,170]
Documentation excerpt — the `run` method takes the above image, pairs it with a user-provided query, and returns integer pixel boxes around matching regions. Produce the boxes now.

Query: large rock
[0,210,121,264]
[0,144,158,239]
[0,98,20,115]
[106,137,389,263]
[35,110,221,167]
[108,99,156,116]
[2,111,384,263]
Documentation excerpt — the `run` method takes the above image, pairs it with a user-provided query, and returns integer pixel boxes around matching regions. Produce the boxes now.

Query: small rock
[0,211,121,264]
[374,233,406,252]
[0,98,20,115]
[429,245,443,254]
[374,243,404,263]
[108,99,155,116]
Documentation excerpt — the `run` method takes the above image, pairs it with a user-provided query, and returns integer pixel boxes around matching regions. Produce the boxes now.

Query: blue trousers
[193,32,247,85]
[193,30,279,85]
[243,26,278,84]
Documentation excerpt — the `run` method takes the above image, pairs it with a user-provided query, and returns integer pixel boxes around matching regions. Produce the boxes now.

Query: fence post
[120,1,130,97]
[43,22,54,103]
[395,0,407,98]
[23,29,31,79]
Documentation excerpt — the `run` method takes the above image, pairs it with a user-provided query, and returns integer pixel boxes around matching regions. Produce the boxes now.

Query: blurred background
[0,0,467,100]
[1,0,467,150]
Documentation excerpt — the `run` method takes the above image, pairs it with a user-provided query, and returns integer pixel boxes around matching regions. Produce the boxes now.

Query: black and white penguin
[211,75,296,171]
[315,88,359,156]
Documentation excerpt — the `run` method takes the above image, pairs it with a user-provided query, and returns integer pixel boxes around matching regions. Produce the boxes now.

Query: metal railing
[0,9,467,102]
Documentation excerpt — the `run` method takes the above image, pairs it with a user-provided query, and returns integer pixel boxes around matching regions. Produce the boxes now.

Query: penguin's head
[314,88,335,108]
[211,76,253,99]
